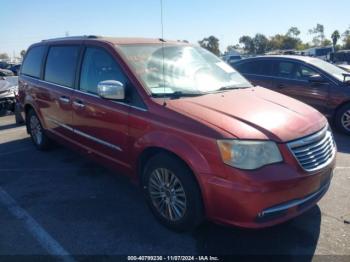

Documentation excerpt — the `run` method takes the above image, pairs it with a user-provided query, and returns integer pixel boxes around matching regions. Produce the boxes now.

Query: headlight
[217,140,283,170]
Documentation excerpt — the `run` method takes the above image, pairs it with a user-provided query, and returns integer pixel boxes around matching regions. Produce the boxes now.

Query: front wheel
[27,110,51,150]
[335,103,350,135]
[142,153,204,232]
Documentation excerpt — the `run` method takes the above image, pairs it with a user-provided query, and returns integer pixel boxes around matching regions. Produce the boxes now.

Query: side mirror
[308,74,327,84]
[97,80,125,100]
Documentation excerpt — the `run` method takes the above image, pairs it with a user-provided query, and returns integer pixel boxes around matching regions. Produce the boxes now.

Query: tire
[27,109,51,150]
[335,103,350,135]
[142,153,204,232]
[0,104,7,116]
[15,103,25,125]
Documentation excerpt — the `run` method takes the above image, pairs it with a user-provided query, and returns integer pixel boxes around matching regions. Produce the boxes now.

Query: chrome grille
[288,126,336,172]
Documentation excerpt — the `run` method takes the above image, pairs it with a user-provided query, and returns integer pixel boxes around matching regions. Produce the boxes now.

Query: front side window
[21,46,46,78]
[276,61,296,79]
[118,44,252,96]
[295,65,318,80]
[44,46,80,88]
[80,47,126,94]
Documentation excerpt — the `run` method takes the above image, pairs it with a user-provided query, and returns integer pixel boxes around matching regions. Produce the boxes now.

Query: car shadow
[192,206,321,259]
[0,123,20,131]
[333,132,350,154]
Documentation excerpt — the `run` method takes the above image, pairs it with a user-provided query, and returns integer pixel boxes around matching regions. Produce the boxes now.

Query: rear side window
[79,47,126,94]
[234,61,257,74]
[21,46,46,78]
[44,46,80,88]
[235,60,274,76]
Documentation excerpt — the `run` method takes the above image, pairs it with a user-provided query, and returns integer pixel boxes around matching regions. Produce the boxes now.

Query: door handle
[277,84,285,89]
[59,96,70,103]
[73,100,85,108]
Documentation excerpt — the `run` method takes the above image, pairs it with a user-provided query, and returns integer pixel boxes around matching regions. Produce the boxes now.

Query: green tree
[198,36,220,56]
[342,27,350,49]
[331,30,341,51]
[286,27,301,38]
[225,44,240,54]
[321,39,332,47]
[253,34,269,54]
[20,50,26,59]
[239,35,255,53]
[344,36,350,50]
[0,53,9,60]
[309,24,325,46]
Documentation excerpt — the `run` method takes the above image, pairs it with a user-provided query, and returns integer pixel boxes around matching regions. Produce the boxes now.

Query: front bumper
[200,158,335,228]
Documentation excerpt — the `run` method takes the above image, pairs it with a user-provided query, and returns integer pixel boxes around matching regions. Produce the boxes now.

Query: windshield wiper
[151,91,204,99]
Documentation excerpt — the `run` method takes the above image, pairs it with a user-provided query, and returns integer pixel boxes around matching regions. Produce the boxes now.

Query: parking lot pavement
[0,114,349,259]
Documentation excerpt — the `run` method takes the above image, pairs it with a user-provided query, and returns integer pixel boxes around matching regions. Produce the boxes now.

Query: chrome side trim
[47,117,122,152]
[259,181,330,217]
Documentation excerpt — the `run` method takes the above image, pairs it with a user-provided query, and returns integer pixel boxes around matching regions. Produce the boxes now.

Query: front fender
[134,131,213,176]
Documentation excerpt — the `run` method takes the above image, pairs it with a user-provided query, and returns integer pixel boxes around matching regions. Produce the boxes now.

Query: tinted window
[276,61,296,79]
[21,46,46,78]
[235,60,273,76]
[44,46,80,88]
[295,65,318,80]
[80,47,126,94]
[235,61,257,74]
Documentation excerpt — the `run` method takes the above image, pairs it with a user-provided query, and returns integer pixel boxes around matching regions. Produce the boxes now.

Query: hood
[165,87,327,142]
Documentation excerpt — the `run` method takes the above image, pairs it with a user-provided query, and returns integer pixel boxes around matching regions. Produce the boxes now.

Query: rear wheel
[142,153,204,232]
[27,110,51,150]
[15,103,24,125]
[335,103,350,135]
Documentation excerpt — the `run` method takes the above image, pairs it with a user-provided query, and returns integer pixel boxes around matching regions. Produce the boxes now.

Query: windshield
[118,44,252,96]
[310,58,349,82]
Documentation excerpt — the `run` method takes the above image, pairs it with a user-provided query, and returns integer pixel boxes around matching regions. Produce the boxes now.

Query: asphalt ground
[0,114,349,261]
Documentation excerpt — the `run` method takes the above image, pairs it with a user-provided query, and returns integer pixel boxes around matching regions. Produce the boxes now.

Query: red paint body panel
[18,37,336,229]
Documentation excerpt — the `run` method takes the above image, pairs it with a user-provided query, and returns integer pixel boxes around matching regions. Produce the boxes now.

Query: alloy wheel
[30,115,43,145]
[148,168,187,222]
[341,110,350,132]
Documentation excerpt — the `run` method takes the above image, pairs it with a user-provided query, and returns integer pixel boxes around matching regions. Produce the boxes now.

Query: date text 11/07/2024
[127,256,220,261]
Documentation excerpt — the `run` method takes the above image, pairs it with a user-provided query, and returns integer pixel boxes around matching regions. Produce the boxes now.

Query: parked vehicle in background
[18,36,335,231]
[232,55,350,134]
[337,64,350,73]
[302,46,333,61]
[223,50,242,64]
[9,64,21,75]
[331,50,350,65]
[0,76,18,116]
[0,68,15,77]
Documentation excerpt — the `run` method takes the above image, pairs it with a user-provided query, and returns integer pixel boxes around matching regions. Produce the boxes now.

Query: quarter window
[44,46,80,88]
[21,46,46,78]
[79,47,126,94]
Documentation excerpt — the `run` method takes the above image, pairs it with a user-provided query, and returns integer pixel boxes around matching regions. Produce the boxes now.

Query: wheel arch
[136,146,207,213]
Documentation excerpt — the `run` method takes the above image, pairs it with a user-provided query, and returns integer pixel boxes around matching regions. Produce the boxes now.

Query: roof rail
[42,35,100,42]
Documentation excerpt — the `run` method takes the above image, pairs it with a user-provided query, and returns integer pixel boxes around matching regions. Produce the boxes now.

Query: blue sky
[1,0,349,57]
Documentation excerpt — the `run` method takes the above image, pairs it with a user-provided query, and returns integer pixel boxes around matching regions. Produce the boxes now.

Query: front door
[271,61,329,114]
[71,46,131,169]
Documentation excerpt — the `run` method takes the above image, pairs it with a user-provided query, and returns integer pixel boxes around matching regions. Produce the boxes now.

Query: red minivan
[18,36,336,231]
